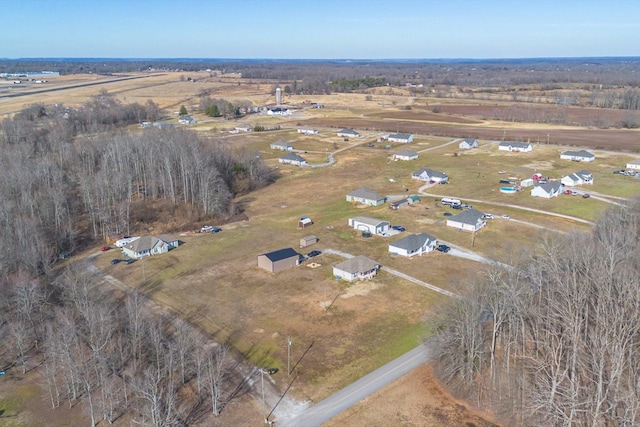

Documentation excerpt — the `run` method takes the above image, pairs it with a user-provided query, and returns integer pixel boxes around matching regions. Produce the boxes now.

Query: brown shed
[257,247,299,273]
[299,235,318,248]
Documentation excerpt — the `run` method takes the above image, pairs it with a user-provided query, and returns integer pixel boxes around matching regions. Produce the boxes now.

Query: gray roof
[388,133,413,139]
[280,152,306,162]
[338,128,359,135]
[536,182,563,193]
[499,141,531,148]
[347,187,385,201]
[562,150,594,158]
[272,140,293,147]
[127,236,161,253]
[350,216,389,227]
[449,209,486,226]
[412,168,448,179]
[334,255,379,274]
[157,234,179,244]
[390,233,437,251]
[575,170,592,179]
[394,149,418,157]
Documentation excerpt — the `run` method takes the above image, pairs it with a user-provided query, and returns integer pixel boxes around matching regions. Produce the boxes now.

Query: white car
[501,214,510,219]
[483,213,494,219]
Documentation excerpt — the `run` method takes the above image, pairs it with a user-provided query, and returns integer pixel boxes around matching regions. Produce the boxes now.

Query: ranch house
[411,168,449,183]
[459,139,479,149]
[333,255,380,282]
[387,133,414,143]
[531,182,563,198]
[561,170,594,187]
[337,129,360,138]
[498,141,532,152]
[388,233,437,257]
[122,235,180,259]
[393,149,419,161]
[560,150,595,162]
[278,152,307,166]
[446,209,487,232]
[270,140,294,151]
[346,187,387,206]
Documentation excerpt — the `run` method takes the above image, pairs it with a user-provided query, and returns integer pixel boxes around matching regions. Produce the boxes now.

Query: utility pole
[287,337,292,376]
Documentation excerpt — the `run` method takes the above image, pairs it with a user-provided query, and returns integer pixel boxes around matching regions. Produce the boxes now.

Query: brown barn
[257,248,299,273]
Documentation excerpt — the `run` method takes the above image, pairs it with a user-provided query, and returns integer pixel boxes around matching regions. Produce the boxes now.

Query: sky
[2,0,640,59]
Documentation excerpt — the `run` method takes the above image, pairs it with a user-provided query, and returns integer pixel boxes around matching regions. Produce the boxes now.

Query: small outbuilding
[299,235,318,248]
[298,216,313,228]
[257,248,299,273]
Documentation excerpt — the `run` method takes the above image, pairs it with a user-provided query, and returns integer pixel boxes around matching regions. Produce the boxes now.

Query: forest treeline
[0,95,275,276]
[0,262,236,426]
[430,199,640,426]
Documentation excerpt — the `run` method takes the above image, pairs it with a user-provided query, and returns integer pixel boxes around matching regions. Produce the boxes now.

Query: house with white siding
[348,217,390,235]
[411,168,449,183]
[530,182,563,198]
[393,149,419,161]
[388,233,437,257]
[333,255,380,282]
[560,150,595,162]
[387,133,414,143]
[561,170,593,187]
[337,129,360,138]
[459,139,479,149]
[346,187,386,206]
[278,152,307,166]
[446,209,486,232]
[498,141,532,152]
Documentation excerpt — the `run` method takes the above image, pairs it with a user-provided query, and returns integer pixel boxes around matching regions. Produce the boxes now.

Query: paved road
[281,344,431,427]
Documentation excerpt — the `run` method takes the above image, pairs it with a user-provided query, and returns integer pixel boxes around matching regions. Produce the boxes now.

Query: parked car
[111,259,121,265]
[201,225,214,233]
[482,213,494,219]
[501,214,510,219]
[436,244,451,253]
[564,189,573,195]
[571,191,579,196]
[209,226,222,233]
[307,250,322,258]
[582,193,591,198]
[124,258,136,265]
[391,225,405,232]
[101,246,111,252]
[452,204,463,210]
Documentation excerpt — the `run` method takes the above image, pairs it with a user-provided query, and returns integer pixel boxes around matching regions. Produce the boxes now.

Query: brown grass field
[2,71,640,426]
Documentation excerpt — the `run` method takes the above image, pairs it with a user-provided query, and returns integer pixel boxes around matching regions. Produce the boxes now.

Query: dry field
[4,73,640,426]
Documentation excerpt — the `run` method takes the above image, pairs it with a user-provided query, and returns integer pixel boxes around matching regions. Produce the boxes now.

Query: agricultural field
[2,71,640,426]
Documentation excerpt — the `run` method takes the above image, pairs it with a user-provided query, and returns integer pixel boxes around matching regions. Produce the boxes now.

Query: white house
[626,159,640,170]
[178,116,196,125]
[498,141,532,152]
[411,167,449,183]
[459,139,479,149]
[446,209,487,232]
[387,133,414,143]
[270,140,294,151]
[234,126,253,132]
[337,129,360,138]
[530,182,563,198]
[348,216,390,235]
[297,128,319,135]
[388,233,437,257]
[561,170,593,187]
[393,149,419,161]
[346,187,386,206]
[560,150,595,162]
[122,235,179,259]
[333,255,380,282]
[278,152,307,166]
[267,107,291,116]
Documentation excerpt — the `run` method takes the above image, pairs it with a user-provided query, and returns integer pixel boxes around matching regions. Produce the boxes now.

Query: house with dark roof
[388,233,437,257]
[530,182,563,198]
[393,149,418,161]
[498,141,532,152]
[389,195,420,210]
[279,152,307,166]
[348,217,390,235]
[122,235,180,259]
[346,187,386,206]
[459,139,479,149]
[270,140,294,151]
[411,168,449,183]
[446,209,487,232]
[561,170,594,187]
[333,255,380,282]
[257,247,299,273]
[337,129,360,138]
[560,150,595,162]
[267,107,291,116]
[387,133,414,143]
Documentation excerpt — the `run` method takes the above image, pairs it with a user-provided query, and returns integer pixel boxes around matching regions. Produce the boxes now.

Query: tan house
[257,248,299,273]
[333,255,380,282]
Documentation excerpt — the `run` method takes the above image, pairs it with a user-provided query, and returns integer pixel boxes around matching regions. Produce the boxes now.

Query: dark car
[391,225,405,232]
[210,226,222,233]
[436,244,451,253]
[307,250,322,258]
[582,193,591,198]
[111,259,121,265]
[124,258,136,265]
[452,204,463,210]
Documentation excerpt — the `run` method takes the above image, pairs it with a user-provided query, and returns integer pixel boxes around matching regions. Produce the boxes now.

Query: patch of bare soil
[324,364,501,427]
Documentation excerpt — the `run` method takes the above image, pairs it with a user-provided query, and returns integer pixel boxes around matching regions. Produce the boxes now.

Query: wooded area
[430,199,640,426]
[0,94,274,276]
